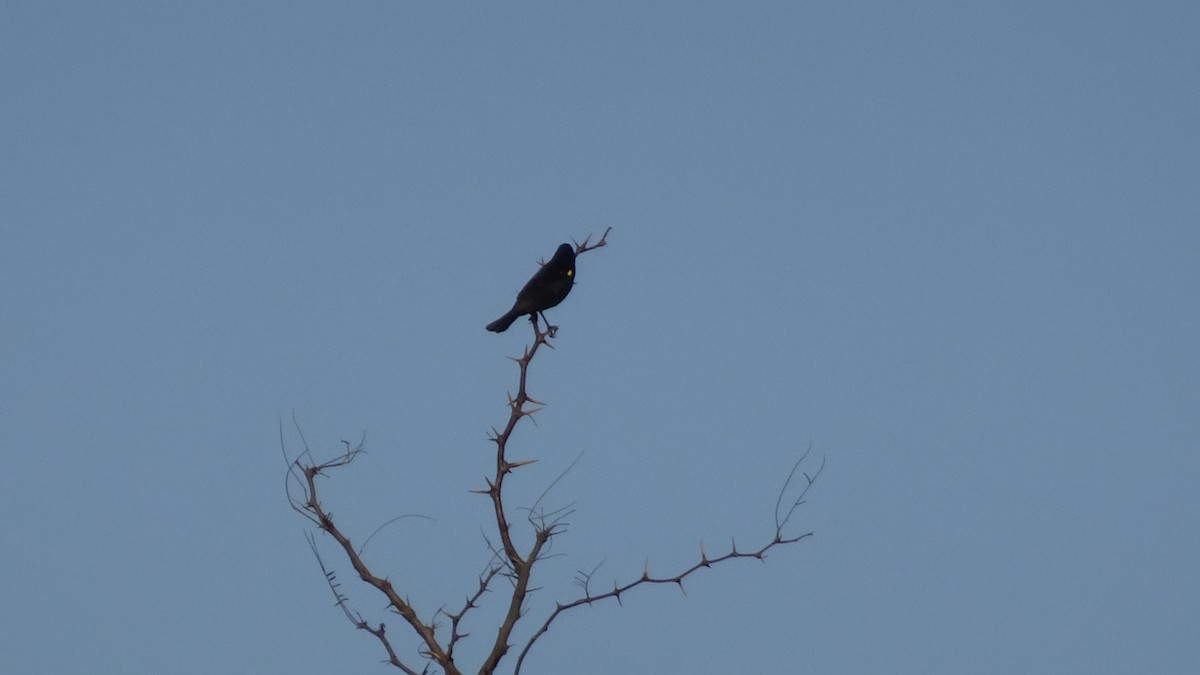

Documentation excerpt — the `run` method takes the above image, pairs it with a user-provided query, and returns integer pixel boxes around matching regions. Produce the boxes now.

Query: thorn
[700,540,708,563]
[509,459,537,468]
[676,579,687,596]
[642,558,649,579]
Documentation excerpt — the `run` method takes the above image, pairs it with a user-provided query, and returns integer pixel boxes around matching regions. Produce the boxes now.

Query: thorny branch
[442,565,504,663]
[512,447,824,674]
[283,429,454,674]
[306,531,421,675]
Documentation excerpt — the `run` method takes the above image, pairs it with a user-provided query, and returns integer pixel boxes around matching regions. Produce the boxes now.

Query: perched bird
[486,243,576,333]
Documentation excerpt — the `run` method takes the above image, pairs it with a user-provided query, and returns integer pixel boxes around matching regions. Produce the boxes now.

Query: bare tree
[283,229,823,674]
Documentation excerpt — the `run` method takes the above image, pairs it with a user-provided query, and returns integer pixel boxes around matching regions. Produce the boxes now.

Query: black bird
[486,243,576,333]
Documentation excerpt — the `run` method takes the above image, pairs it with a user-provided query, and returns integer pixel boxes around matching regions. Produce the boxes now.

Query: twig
[289,433,460,674]
[512,448,823,675]
[442,565,503,661]
[306,532,420,675]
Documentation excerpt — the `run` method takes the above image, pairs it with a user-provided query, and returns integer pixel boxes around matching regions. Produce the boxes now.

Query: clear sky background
[3,3,1198,674]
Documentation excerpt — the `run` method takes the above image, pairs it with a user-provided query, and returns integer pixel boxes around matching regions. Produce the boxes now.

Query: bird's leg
[538,311,558,337]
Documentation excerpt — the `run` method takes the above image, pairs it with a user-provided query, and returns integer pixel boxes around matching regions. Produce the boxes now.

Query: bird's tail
[485,309,522,333]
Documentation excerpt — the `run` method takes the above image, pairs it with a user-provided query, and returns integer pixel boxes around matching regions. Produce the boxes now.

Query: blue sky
[2,2,1198,673]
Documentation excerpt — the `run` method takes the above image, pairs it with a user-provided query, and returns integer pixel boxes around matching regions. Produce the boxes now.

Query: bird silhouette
[486,243,575,333]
